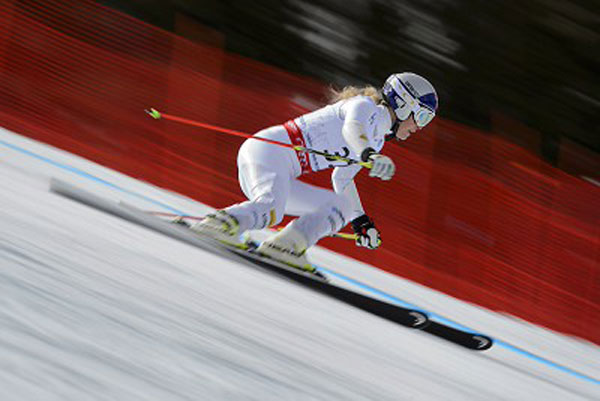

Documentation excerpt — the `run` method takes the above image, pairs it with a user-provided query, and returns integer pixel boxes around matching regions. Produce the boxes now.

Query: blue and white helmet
[382,72,438,127]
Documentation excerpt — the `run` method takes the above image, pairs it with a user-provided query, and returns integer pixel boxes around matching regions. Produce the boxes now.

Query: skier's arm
[332,165,364,221]
[332,166,382,250]
[342,98,395,181]
[331,165,381,249]
[341,98,375,160]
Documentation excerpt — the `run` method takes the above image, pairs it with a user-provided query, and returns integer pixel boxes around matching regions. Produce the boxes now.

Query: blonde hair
[328,85,383,104]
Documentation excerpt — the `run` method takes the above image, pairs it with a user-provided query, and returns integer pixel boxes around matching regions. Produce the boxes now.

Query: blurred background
[0,0,598,344]
[104,0,600,175]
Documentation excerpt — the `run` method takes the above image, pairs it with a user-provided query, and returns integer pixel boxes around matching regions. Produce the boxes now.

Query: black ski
[155,212,493,348]
[49,179,498,348]
[227,245,430,329]
[422,322,493,350]
[206,237,493,349]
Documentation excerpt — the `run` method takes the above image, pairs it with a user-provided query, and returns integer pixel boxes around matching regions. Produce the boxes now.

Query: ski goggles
[411,105,435,127]
[385,81,436,128]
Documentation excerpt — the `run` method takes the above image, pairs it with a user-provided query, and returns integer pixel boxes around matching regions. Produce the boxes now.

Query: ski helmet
[382,72,438,127]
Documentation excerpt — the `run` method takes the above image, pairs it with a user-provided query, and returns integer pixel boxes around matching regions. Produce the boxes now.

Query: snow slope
[1,128,599,400]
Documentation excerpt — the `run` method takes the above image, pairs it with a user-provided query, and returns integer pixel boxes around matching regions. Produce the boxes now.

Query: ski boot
[256,225,325,279]
[184,211,245,249]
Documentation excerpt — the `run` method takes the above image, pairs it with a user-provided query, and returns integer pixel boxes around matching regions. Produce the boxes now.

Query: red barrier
[1,0,599,343]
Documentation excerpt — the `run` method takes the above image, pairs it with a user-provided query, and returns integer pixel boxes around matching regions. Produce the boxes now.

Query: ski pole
[145,108,372,169]
[147,211,357,240]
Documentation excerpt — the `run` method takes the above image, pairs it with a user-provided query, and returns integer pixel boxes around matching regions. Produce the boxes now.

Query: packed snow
[1,128,598,400]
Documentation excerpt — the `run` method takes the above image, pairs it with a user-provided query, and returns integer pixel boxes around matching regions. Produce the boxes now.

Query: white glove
[368,153,395,181]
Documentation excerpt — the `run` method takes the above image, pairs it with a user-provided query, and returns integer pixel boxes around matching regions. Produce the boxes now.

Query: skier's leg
[189,128,295,245]
[284,180,351,246]
[224,163,290,231]
[256,180,352,269]
[189,165,290,245]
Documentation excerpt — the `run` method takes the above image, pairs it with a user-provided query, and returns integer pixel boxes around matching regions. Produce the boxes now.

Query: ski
[49,178,495,349]
[167,217,493,349]
[149,210,357,241]
[145,210,494,351]
[226,246,430,329]
[49,178,430,331]
[422,322,493,351]
[162,216,430,330]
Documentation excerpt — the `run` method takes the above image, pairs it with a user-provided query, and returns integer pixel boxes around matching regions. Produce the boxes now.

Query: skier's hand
[351,214,381,250]
[368,153,395,181]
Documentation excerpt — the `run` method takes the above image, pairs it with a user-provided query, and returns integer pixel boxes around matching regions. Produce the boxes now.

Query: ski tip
[408,311,430,329]
[145,108,162,119]
[471,334,494,351]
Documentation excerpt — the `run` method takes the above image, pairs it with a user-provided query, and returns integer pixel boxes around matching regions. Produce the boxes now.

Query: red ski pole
[145,108,372,169]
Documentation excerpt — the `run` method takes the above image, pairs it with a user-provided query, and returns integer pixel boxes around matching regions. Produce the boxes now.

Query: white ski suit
[224,95,393,247]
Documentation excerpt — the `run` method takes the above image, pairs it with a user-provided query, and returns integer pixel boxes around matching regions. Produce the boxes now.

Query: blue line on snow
[2,136,599,386]
[320,268,473,330]
[0,138,185,215]
[319,268,600,386]
[493,340,600,385]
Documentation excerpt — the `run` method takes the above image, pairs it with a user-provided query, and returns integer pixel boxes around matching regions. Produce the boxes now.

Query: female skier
[191,72,438,273]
